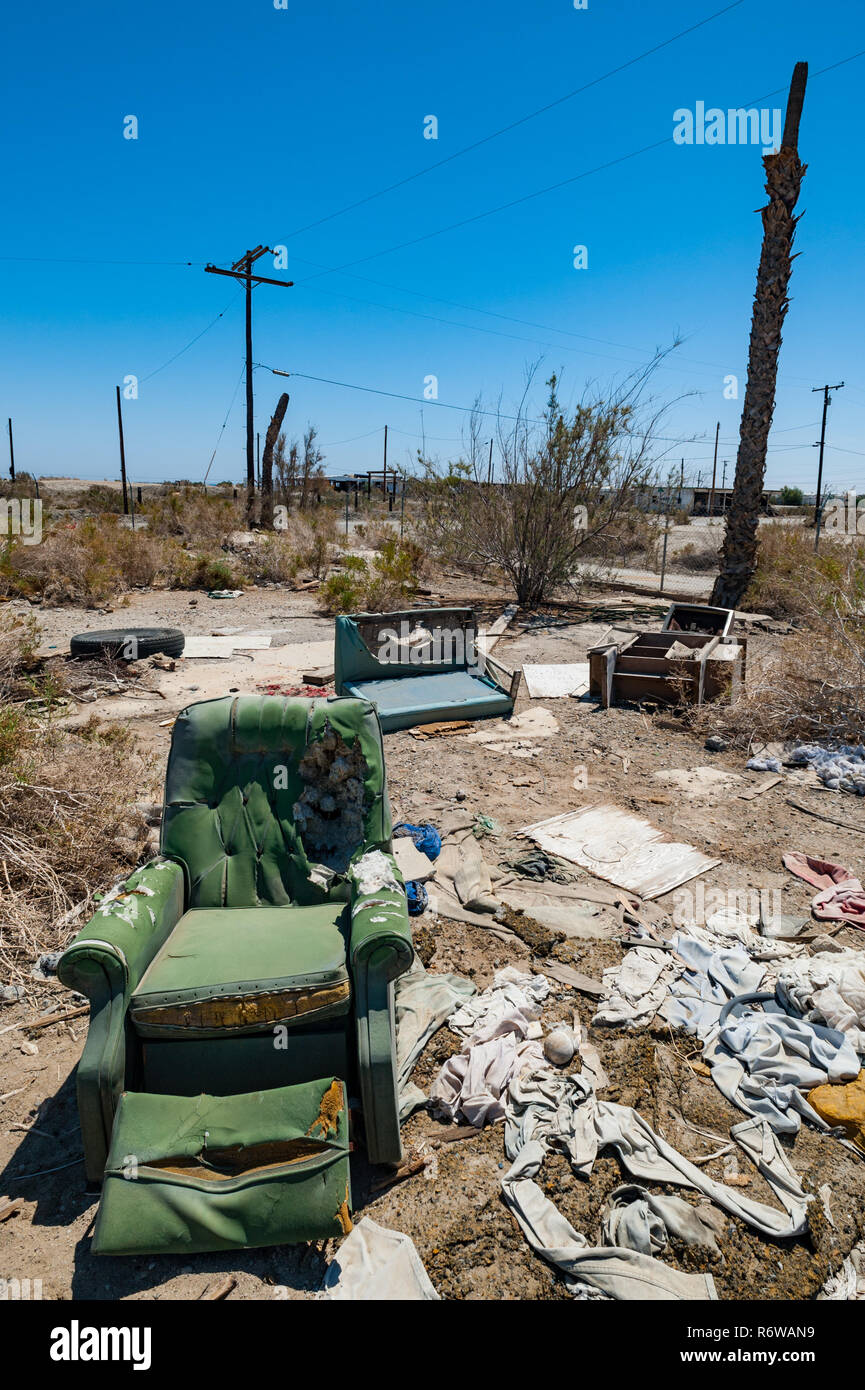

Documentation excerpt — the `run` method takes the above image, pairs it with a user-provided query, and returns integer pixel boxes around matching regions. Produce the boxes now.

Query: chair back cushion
[161,695,391,907]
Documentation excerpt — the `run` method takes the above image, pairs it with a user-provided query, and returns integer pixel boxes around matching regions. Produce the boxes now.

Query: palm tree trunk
[260,392,289,530]
[711,62,808,609]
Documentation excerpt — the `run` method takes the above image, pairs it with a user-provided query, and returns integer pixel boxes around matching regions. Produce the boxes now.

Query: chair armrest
[348,851,414,982]
[58,858,185,1000]
[484,652,521,701]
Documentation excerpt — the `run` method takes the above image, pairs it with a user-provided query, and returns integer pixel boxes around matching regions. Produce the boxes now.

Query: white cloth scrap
[661,928,859,1134]
[447,965,550,1038]
[429,967,551,1127]
[321,1218,439,1301]
[602,1184,722,1257]
[429,1009,545,1127]
[394,959,477,1119]
[503,1066,809,1240]
[593,947,679,1029]
[774,950,865,1054]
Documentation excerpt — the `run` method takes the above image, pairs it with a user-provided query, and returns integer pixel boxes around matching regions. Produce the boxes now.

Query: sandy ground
[2,581,865,1300]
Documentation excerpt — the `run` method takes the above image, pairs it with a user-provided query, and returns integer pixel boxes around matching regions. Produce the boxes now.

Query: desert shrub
[0,715,159,981]
[320,540,420,615]
[168,550,243,591]
[694,541,865,745]
[779,485,804,506]
[246,533,302,584]
[580,507,661,569]
[674,539,720,571]
[742,523,863,620]
[79,484,124,513]
[144,487,244,546]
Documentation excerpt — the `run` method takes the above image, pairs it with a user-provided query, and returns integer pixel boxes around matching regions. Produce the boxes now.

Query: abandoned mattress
[92,1079,352,1255]
[130,905,351,1038]
[342,669,512,732]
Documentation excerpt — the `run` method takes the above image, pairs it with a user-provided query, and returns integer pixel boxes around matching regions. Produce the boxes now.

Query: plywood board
[519,802,720,899]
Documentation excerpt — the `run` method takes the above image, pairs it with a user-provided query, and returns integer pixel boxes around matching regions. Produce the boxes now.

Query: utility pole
[487,438,493,485]
[115,387,129,515]
[256,431,261,490]
[7,418,14,482]
[204,247,294,520]
[812,381,845,551]
[678,458,684,508]
[382,425,388,503]
[709,420,720,518]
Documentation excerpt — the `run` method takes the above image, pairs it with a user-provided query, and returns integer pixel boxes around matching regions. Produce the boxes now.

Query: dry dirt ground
[2,579,865,1300]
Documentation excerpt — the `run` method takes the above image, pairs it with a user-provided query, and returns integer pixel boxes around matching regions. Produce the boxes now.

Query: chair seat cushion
[130,905,351,1039]
[343,670,512,733]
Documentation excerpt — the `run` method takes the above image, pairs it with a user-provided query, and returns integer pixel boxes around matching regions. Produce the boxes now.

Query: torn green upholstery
[57,858,185,1184]
[161,693,391,906]
[59,694,413,1205]
[92,1079,352,1256]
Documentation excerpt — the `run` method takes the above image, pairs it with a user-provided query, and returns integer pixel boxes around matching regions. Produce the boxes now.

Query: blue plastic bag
[393,822,441,861]
[405,880,429,916]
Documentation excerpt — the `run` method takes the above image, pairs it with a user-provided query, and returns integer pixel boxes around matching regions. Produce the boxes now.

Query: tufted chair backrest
[160,695,391,908]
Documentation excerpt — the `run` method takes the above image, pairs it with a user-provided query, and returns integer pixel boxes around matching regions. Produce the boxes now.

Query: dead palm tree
[711,63,808,609]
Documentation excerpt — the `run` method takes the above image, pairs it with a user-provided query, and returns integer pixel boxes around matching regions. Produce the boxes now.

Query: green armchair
[59,695,414,1192]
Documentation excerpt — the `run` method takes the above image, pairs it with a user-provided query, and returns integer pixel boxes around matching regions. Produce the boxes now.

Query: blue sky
[1,0,863,491]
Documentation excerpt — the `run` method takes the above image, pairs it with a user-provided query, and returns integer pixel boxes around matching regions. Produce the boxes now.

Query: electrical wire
[276,0,750,242]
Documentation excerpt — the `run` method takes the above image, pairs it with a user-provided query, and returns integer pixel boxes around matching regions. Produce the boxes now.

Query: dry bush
[673,538,720,572]
[740,522,859,619]
[580,508,662,570]
[144,487,244,545]
[693,544,865,746]
[245,533,302,584]
[0,713,159,985]
[320,541,421,615]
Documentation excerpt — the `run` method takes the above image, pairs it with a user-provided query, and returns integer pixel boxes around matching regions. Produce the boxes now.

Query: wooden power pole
[7,418,14,482]
[204,247,294,522]
[115,387,129,515]
[812,381,845,550]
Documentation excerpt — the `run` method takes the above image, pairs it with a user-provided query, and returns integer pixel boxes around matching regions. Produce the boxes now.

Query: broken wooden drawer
[91,1078,352,1256]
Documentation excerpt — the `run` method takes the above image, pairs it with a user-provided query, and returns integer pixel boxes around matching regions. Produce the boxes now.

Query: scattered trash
[746,756,783,773]
[520,803,720,899]
[405,880,428,916]
[543,1025,577,1066]
[409,720,475,740]
[207,589,242,599]
[393,822,441,860]
[783,851,865,930]
[788,743,865,795]
[30,951,62,981]
[321,1218,440,1301]
[808,1070,865,1154]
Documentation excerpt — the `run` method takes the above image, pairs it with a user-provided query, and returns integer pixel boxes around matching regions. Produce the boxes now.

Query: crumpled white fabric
[662,929,859,1134]
[394,959,477,1119]
[774,950,865,1054]
[601,1184,722,1256]
[662,930,766,1036]
[429,1009,545,1127]
[503,1067,810,1240]
[502,1176,717,1301]
[593,948,678,1029]
[321,1218,439,1300]
[704,999,862,1134]
[447,965,550,1038]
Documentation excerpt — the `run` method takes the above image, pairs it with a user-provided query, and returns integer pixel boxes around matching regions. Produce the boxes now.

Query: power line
[140,292,241,382]
[291,50,865,287]
[202,365,246,485]
[276,0,750,243]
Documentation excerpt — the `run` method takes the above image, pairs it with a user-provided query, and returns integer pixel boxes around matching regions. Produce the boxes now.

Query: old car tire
[69,627,185,661]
